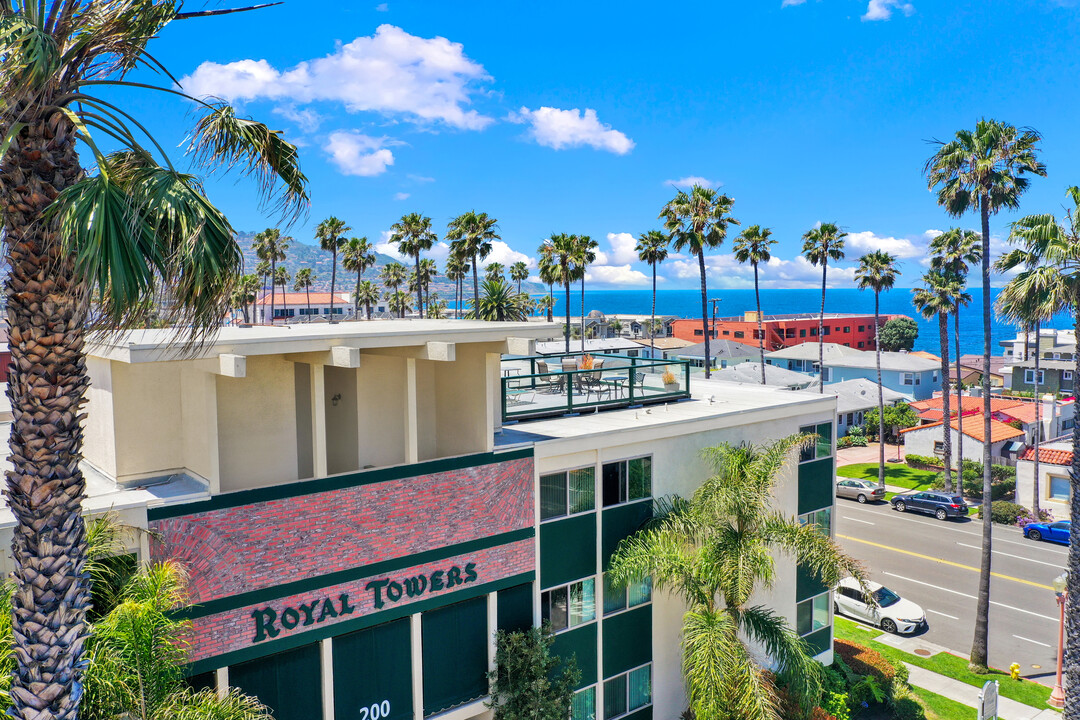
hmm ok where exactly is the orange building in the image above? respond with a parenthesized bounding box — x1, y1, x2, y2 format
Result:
(670, 311, 907, 352)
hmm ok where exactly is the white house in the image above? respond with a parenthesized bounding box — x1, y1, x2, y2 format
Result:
(1016, 443, 1073, 518)
(900, 417, 1026, 468)
(254, 291, 377, 323)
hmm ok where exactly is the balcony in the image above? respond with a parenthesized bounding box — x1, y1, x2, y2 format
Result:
(500, 353, 691, 421)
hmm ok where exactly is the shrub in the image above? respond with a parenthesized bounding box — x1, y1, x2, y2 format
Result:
(838, 434, 868, 449)
(931, 474, 1015, 501)
(833, 639, 898, 684)
(888, 683, 927, 720)
(1017, 508, 1054, 528)
(905, 454, 943, 470)
(816, 691, 850, 720)
(977, 501, 1029, 525)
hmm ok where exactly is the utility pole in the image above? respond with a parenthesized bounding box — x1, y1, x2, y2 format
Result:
(709, 298, 722, 339)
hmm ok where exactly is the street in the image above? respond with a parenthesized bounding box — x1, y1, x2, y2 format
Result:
(834, 497, 1066, 681)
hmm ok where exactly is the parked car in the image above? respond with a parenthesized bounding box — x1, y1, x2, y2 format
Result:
(1024, 520, 1071, 544)
(891, 491, 968, 521)
(834, 577, 927, 635)
(836, 478, 886, 504)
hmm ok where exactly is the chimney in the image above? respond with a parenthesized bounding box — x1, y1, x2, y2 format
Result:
(743, 311, 761, 323)
(1043, 393, 1056, 441)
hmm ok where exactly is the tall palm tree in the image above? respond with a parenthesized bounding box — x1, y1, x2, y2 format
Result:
(342, 236, 376, 317)
(636, 230, 670, 358)
(380, 262, 408, 318)
(510, 261, 529, 293)
(912, 270, 961, 492)
(230, 273, 261, 325)
(540, 234, 580, 353)
(254, 258, 271, 321)
(274, 266, 291, 322)
(537, 248, 559, 323)
(801, 224, 846, 393)
(417, 258, 438, 314)
(0, 3, 308, 717)
(386, 290, 413, 319)
(316, 216, 351, 318)
(447, 211, 499, 307)
(294, 267, 315, 320)
(930, 229, 982, 475)
(445, 252, 469, 319)
(660, 185, 739, 379)
(485, 262, 506, 283)
(609, 436, 865, 720)
(733, 226, 777, 383)
(472, 278, 527, 321)
(855, 251, 899, 489)
(390, 213, 436, 317)
(355, 280, 381, 320)
(253, 227, 289, 323)
(573, 236, 598, 343)
(535, 294, 555, 319)
(925, 118, 1045, 672)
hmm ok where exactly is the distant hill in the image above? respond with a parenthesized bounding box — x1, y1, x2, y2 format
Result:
(237, 231, 542, 298)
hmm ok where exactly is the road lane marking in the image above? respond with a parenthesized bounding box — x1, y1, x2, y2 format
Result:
(842, 516, 876, 525)
(956, 542, 1064, 569)
(838, 534, 1054, 590)
(1013, 635, 1052, 648)
(882, 572, 1058, 622)
(926, 609, 958, 620)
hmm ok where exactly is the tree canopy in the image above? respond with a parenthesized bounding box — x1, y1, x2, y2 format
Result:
(878, 317, 919, 352)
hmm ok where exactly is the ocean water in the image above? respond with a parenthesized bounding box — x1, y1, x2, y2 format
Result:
(527, 287, 1076, 359)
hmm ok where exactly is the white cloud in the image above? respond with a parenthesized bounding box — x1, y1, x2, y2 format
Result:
(665, 252, 858, 290)
(664, 175, 721, 189)
(394, 192, 410, 201)
(605, 232, 640, 265)
(375, 2, 388, 10)
(375, 233, 405, 261)
(273, 105, 322, 132)
(407, 174, 436, 183)
(585, 265, 650, 286)
(863, 0, 915, 21)
(324, 131, 395, 176)
(844, 230, 925, 260)
(781, 0, 806, 5)
(179, 25, 493, 130)
(483, 241, 536, 269)
(511, 107, 634, 154)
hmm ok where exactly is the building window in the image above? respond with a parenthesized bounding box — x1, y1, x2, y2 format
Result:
(540, 468, 595, 520)
(603, 573, 652, 615)
(603, 665, 652, 720)
(1066, 371, 1074, 381)
(821, 367, 832, 382)
(800, 329, 807, 338)
(1025, 369, 1046, 385)
(541, 578, 596, 632)
(722, 330, 730, 336)
(798, 423, 833, 463)
(858, 342, 865, 349)
(1051, 476, 1071, 501)
(845, 412, 854, 425)
(901, 372, 915, 386)
(843, 326, 851, 333)
(796, 593, 830, 637)
(572, 687, 596, 720)
(858, 325, 865, 332)
(933, 440, 944, 454)
(693, 329, 703, 336)
(823, 327, 831, 336)
(602, 457, 652, 507)
(734, 331, 745, 339)
(799, 508, 832, 535)
(785, 329, 796, 338)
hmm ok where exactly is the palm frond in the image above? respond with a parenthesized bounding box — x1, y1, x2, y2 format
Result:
(155, 687, 273, 720)
(736, 605, 823, 713)
(761, 512, 867, 590)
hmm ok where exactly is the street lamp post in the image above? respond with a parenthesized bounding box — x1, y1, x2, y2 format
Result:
(1050, 571, 1068, 709)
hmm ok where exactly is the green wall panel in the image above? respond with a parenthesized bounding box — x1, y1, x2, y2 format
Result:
(798, 458, 833, 515)
(804, 626, 832, 656)
(333, 618, 413, 720)
(622, 707, 653, 720)
(551, 624, 598, 689)
(497, 583, 533, 633)
(601, 502, 652, 569)
(796, 563, 828, 602)
(602, 606, 652, 678)
(229, 642, 322, 720)
(422, 596, 488, 715)
(185, 672, 215, 693)
(540, 514, 596, 588)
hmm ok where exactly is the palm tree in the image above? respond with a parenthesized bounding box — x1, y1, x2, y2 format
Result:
(540, 234, 580, 353)
(381, 262, 409, 318)
(925, 119, 1045, 672)
(510, 261, 529, 293)
(417, 258, 438, 314)
(733, 226, 777, 384)
(855, 251, 899, 489)
(472, 278, 527, 321)
(802, 223, 846, 393)
(316, 216, 351, 319)
(253, 227, 289, 323)
(912, 270, 960, 492)
(390, 213, 436, 317)
(535, 294, 554, 319)
(355, 280, 381, 320)
(609, 436, 865, 720)
(608, 317, 623, 338)
(537, 248, 559, 323)
(660, 185, 739, 379)
(342, 237, 376, 317)
(254, 258, 271, 321)
(427, 294, 448, 319)
(573, 236, 598, 343)
(445, 252, 469, 319)
(274, 266, 291, 322)
(230, 274, 261, 325)
(447, 211, 499, 307)
(0, 5, 308, 715)
(294, 267, 315, 320)
(485, 262, 506, 283)
(930, 229, 982, 476)
(386, 289, 413, 318)
(636, 230, 670, 358)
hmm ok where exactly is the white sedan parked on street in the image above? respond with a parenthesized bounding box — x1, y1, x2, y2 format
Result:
(834, 577, 927, 634)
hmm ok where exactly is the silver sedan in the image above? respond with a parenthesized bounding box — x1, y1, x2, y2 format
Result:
(836, 478, 886, 504)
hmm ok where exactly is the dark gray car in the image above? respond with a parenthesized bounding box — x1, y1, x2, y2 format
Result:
(891, 491, 968, 521)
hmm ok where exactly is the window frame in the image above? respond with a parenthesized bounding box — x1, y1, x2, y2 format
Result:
(540, 466, 597, 522)
(901, 372, 914, 386)
(798, 422, 834, 463)
(540, 577, 596, 634)
(602, 572, 652, 617)
(796, 591, 831, 638)
(602, 663, 652, 720)
(1050, 475, 1071, 501)
(1064, 370, 1074, 381)
(601, 455, 653, 508)
(1025, 369, 1046, 385)
(799, 507, 832, 536)
(572, 685, 597, 720)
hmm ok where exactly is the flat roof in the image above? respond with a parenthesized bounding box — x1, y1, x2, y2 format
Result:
(88, 320, 557, 363)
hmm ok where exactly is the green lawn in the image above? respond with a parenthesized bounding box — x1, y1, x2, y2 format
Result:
(834, 617, 1057, 711)
(910, 686, 977, 720)
(836, 462, 938, 491)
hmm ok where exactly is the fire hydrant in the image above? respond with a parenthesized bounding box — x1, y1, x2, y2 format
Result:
(1010, 663, 1022, 681)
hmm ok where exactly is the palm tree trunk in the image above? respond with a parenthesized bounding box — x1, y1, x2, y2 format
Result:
(329, 250, 338, 319)
(472, 254, 480, 309)
(2, 111, 92, 720)
(1034, 319, 1042, 518)
(876, 291, 885, 489)
(547, 283, 554, 322)
(939, 312, 953, 492)
(754, 263, 765, 384)
(306, 287, 311, 321)
(354, 271, 362, 316)
(564, 277, 572, 354)
(414, 254, 423, 319)
(970, 202, 993, 671)
(270, 257, 277, 323)
(698, 250, 711, 379)
(1064, 310, 1080, 718)
(650, 264, 657, 358)
(955, 309, 964, 479)
(281, 284, 288, 321)
(818, 260, 826, 393)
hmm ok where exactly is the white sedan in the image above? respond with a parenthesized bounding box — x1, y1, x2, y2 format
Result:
(834, 577, 927, 634)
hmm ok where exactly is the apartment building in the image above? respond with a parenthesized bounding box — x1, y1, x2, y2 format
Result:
(671, 311, 904, 351)
(35, 320, 838, 720)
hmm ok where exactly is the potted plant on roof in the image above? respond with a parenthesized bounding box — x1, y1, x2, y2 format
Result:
(580, 353, 594, 370)
(663, 367, 679, 392)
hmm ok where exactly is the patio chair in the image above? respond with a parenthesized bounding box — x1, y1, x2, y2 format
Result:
(580, 371, 612, 402)
(536, 360, 563, 394)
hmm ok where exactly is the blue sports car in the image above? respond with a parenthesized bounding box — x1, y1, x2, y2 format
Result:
(1023, 520, 1071, 544)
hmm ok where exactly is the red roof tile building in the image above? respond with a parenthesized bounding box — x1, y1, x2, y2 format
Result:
(670, 311, 906, 351)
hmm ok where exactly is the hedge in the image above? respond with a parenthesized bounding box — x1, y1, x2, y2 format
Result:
(833, 638, 904, 684)
(977, 500, 1029, 525)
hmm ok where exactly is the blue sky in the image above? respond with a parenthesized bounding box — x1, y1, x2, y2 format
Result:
(133, 0, 1080, 289)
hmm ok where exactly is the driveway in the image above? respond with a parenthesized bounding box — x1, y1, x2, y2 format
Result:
(837, 441, 905, 467)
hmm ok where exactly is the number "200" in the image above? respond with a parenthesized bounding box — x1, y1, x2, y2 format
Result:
(359, 700, 391, 720)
